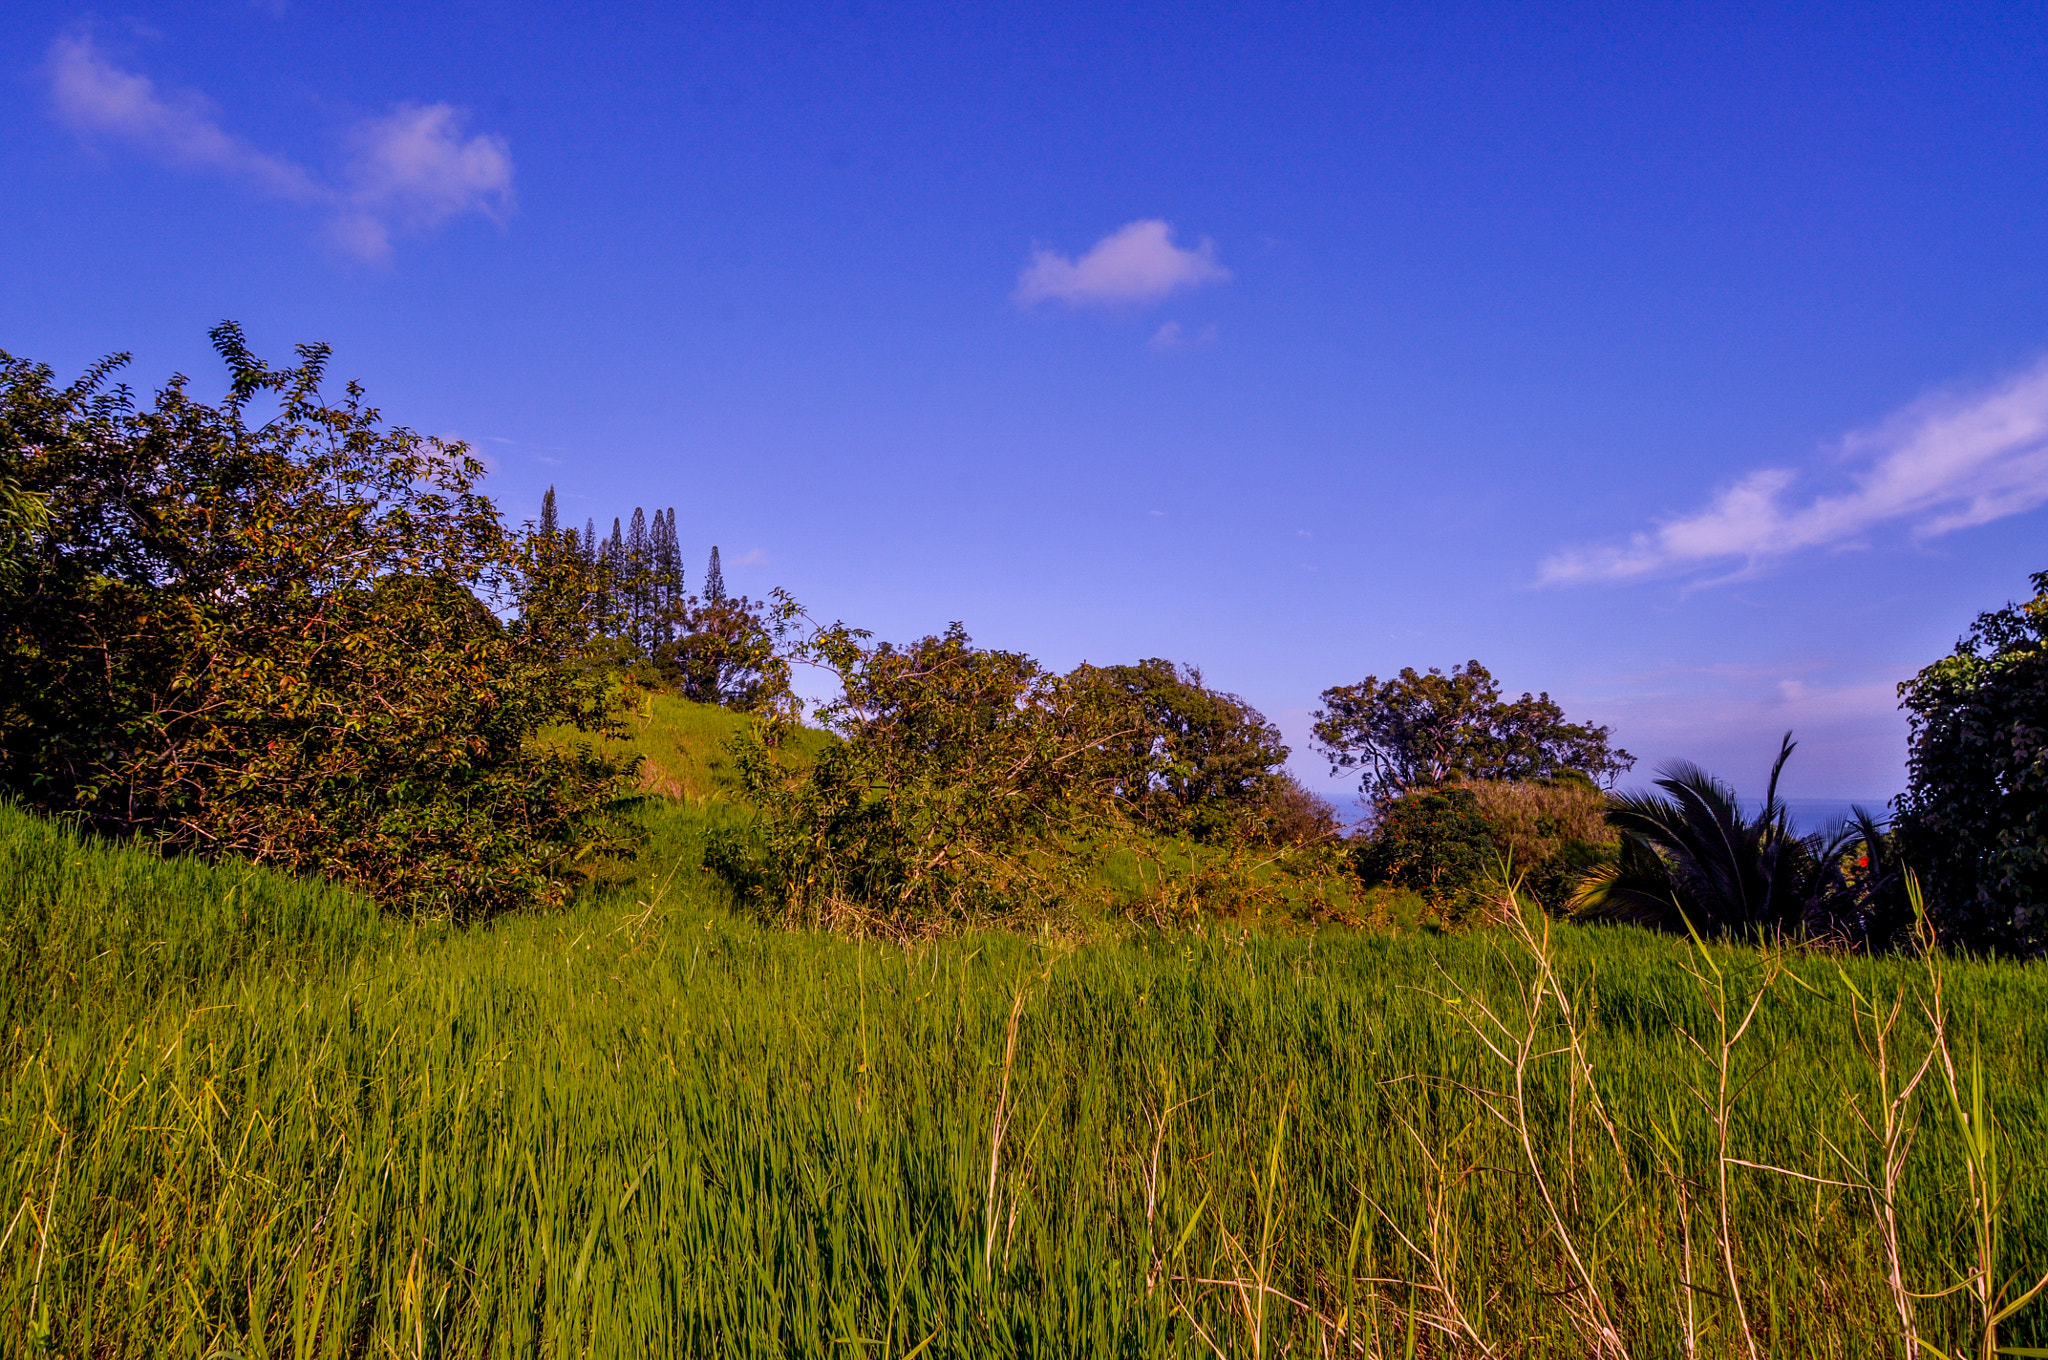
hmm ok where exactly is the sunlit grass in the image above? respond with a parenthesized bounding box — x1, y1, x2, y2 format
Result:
(2, 796, 2044, 1356)
(600, 692, 831, 802)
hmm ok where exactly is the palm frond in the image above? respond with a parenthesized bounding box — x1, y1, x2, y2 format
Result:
(1578, 730, 1897, 941)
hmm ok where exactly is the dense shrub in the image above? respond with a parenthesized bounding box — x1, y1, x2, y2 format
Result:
(1353, 777, 1616, 916)
(1068, 658, 1305, 842)
(709, 624, 1128, 931)
(1353, 787, 1496, 910)
(1463, 773, 1617, 910)
(0, 327, 633, 920)
(1259, 773, 1342, 845)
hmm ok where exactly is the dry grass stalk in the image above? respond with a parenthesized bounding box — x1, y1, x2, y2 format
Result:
(1432, 873, 1630, 1358)
(983, 982, 1030, 1270)
(1672, 928, 1779, 1360)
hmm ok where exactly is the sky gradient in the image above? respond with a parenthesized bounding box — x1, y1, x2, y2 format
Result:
(7, 1, 2048, 810)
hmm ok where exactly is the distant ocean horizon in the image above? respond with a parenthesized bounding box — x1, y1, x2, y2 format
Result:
(1761, 797, 1900, 833)
(1327, 791, 1902, 834)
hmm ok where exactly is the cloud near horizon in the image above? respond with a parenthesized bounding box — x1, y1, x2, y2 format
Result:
(1541, 358, 2048, 584)
(47, 32, 513, 261)
(1014, 220, 1230, 308)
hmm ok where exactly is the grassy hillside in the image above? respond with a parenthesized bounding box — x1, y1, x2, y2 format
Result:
(2, 708, 2045, 1357)
(603, 692, 831, 802)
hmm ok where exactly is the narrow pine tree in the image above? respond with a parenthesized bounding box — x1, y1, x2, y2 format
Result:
(705, 545, 725, 605)
(606, 518, 625, 642)
(579, 516, 600, 630)
(626, 509, 648, 653)
(648, 508, 669, 649)
(539, 485, 559, 537)
(654, 508, 683, 648)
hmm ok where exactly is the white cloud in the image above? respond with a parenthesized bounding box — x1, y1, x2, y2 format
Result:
(1542, 359, 2048, 585)
(46, 31, 513, 262)
(1014, 220, 1229, 309)
(47, 32, 320, 202)
(331, 104, 514, 261)
(732, 548, 770, 568)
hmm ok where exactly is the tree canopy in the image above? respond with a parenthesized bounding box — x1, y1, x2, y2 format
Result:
(712, 623, 1133, 930)
(1069, 658, 1300, 841)
(1894, 568, 2048, 956)
(1312, 659, 1634, 802)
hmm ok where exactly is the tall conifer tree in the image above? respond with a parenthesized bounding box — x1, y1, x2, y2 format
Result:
(606, 518, 625, 641)
(647, 507, 675, 649)
(539, 485, 559, 537)
(660, 509, 683, 646)
(627, 508, 651, 652)
(705, 545, 725, 605)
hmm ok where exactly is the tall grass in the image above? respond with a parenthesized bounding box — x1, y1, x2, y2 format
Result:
(0, 802, 393, 1031)
(1, 799, 2044, 1356)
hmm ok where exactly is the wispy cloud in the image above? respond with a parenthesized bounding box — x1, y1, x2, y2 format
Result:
(48, 31, 320, 201)
(1542, 359, 2048, 585)
(46, 31, 512, 261)
(1014, 220, 1229, 309)
(330, 104, 513, 260)
(1148, 320, 1219, 351)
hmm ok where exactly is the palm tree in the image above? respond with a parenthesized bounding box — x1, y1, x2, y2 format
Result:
(1573, 733, 1899, 941)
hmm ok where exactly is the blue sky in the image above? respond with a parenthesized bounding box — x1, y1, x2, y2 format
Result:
(6, 2, 2048, 808)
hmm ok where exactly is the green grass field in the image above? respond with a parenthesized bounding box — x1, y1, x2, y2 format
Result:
(3, 700, 2045, 1357)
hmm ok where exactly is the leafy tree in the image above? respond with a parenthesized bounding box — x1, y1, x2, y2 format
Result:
(1069, 658, 1297, 841)
(0, 468, 48, 590)
(1572, 735, 1899, 942)
(710, 623, 1132, 931)
(1313, 659, 1633, 803)
(0, 327, 633, 920)
(660, 589, 800, 718)
(1894, 569, 2048, 955)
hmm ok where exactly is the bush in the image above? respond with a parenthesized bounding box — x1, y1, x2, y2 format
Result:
(1259, 773, 1342, 845)
(0, 327, 633, 920)
(1067, 658, 1297, 842)
(1353, 787, 1496, 911)
(1462, 774, 1617, 911)
(709, 624, 1126, 932)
